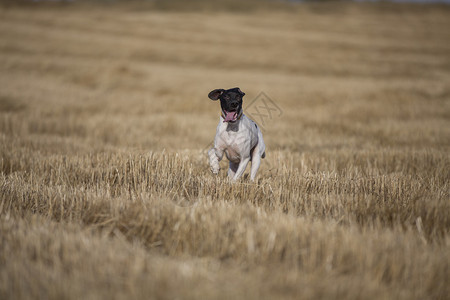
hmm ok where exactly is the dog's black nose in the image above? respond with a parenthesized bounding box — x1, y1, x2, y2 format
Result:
(230, 102, 238, 109)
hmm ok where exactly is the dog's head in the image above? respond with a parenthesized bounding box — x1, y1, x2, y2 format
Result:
(208, 87, 245, 123)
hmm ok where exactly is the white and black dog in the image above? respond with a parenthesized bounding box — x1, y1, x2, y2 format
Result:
(208, 87, 266, 181)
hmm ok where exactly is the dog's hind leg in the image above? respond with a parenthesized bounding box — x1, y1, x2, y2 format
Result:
(232, 157, 250, 181)
(228, 162, 239, 178)
(250, 143, 263, 181)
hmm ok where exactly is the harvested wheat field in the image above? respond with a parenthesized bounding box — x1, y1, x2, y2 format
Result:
(0, 1, 449, 299)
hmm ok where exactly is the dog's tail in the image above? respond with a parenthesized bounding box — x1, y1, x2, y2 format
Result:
(262, 151, 266, 159)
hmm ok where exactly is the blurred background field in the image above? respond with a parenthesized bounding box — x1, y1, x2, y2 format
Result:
(0, 1, 449, 299)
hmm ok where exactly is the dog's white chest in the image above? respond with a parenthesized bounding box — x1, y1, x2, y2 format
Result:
(216, 130, 243, 163)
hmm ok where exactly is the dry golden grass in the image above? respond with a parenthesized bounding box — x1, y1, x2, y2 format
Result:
(0, 1, 449, 299)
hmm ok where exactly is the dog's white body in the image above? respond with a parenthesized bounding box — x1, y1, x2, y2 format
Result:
(208, 114, 265, 181)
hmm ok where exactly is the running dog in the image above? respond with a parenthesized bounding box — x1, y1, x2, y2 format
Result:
(208, 87, 266, 181)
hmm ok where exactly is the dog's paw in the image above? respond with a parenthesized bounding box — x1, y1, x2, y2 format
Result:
(210, 165, 220, 174)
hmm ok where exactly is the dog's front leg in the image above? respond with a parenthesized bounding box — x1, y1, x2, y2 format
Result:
(232, 156, 250, 181)
(208, 148, 223, 174)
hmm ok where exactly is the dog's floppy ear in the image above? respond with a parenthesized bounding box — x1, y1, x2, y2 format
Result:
(208, 89, 225, 101)
(236, 87, 245, 97)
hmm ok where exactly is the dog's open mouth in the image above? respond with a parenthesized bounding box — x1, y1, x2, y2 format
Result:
(223, 110, 238, 123)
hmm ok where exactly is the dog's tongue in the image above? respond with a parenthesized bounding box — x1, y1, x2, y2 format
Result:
(223, 111, 236, 122)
